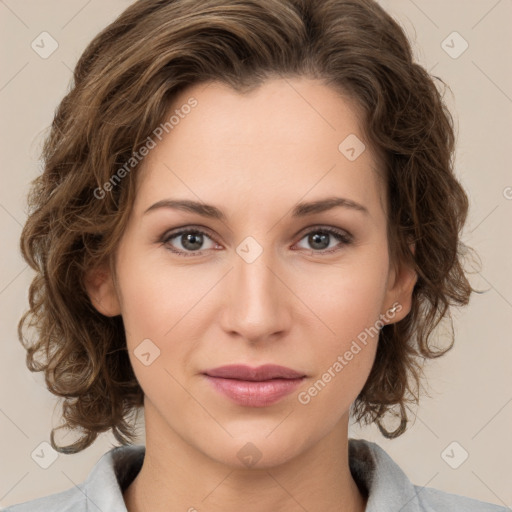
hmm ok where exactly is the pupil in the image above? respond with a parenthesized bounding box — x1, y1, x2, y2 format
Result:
(310, 232, 329, 250)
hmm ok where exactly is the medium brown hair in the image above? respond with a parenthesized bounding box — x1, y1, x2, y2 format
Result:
(19, 0, 476, 453)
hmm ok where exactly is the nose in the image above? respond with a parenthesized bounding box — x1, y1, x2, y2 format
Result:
(219, 246, 292, 343)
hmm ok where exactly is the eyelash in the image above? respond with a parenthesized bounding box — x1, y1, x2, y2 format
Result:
(159, 225, 353, 257)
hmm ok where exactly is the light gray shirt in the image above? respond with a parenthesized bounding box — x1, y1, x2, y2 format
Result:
(3, 439, 508, 511)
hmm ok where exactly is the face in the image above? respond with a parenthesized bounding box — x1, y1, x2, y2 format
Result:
(88, 77, 416, 469)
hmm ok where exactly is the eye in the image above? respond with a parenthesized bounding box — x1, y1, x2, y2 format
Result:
(161, 228, 219, 256)
(294, 227, 353, 255)
(160, 225, 353, 257)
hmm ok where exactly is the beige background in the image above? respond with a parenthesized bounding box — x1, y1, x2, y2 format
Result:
(1, 0, 511, 509)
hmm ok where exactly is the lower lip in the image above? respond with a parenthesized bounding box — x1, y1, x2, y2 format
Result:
(203, 375, 305, 407)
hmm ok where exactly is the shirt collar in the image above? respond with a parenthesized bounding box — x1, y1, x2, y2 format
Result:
(349, 439, 422, 511)
(82, 444, 144, 511)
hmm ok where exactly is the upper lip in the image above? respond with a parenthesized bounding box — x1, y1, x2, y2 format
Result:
(203, 364, 306, 381)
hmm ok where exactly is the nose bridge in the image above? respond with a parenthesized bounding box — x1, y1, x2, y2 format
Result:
(221, 242, 290, 340)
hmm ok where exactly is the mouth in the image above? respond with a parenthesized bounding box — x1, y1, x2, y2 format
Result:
(202, 364, 306, 407)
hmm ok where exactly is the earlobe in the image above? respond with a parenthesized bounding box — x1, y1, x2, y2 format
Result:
(382, 243, 418, 323)
(84, 264, 121, 317)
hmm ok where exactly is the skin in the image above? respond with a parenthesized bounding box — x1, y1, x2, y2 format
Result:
(86, 77, 417, 512)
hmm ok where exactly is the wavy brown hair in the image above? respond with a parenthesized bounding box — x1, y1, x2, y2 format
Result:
(19, 0, 477, 453)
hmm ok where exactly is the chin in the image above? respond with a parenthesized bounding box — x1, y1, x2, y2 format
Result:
(195, 426, 315, 471)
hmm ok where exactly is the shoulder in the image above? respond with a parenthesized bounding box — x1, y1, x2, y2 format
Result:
(2, 444, 145, 512)
(348, 438, 508, 512)
(2, 486, 85, 512)
(415, 486, 508, 511)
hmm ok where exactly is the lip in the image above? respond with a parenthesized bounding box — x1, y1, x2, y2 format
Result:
(203, 364, 306, 381)
(202, 364, 306, 407)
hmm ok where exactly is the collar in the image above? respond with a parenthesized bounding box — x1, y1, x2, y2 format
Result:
(349, 438, 423, 511)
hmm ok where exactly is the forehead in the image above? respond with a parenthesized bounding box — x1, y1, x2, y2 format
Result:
(135, 78, 386, 220)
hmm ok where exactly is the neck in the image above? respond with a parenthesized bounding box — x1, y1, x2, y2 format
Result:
(124, 403, 367, 512)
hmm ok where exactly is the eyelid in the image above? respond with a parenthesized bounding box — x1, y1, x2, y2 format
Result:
(292, 225, 353, 254)
(160, 225, 221, 252)
(294, 224, 353, 241)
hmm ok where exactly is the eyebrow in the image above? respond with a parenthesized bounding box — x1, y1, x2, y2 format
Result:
(143, 196, 369, 220)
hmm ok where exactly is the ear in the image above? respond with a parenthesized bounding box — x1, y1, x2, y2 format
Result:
(381, 242, 418, 324)
(84, 262, 121, 317)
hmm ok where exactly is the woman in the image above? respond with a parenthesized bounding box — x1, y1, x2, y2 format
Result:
(7, 0, 507, 510)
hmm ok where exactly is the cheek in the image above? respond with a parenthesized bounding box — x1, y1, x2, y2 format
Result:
(296, 275, 384, 421)
(116, 249, 219, 394)
(295, 251, 388, 402)
(117, 251, 211, 341)
(302, 249, 390, 345)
